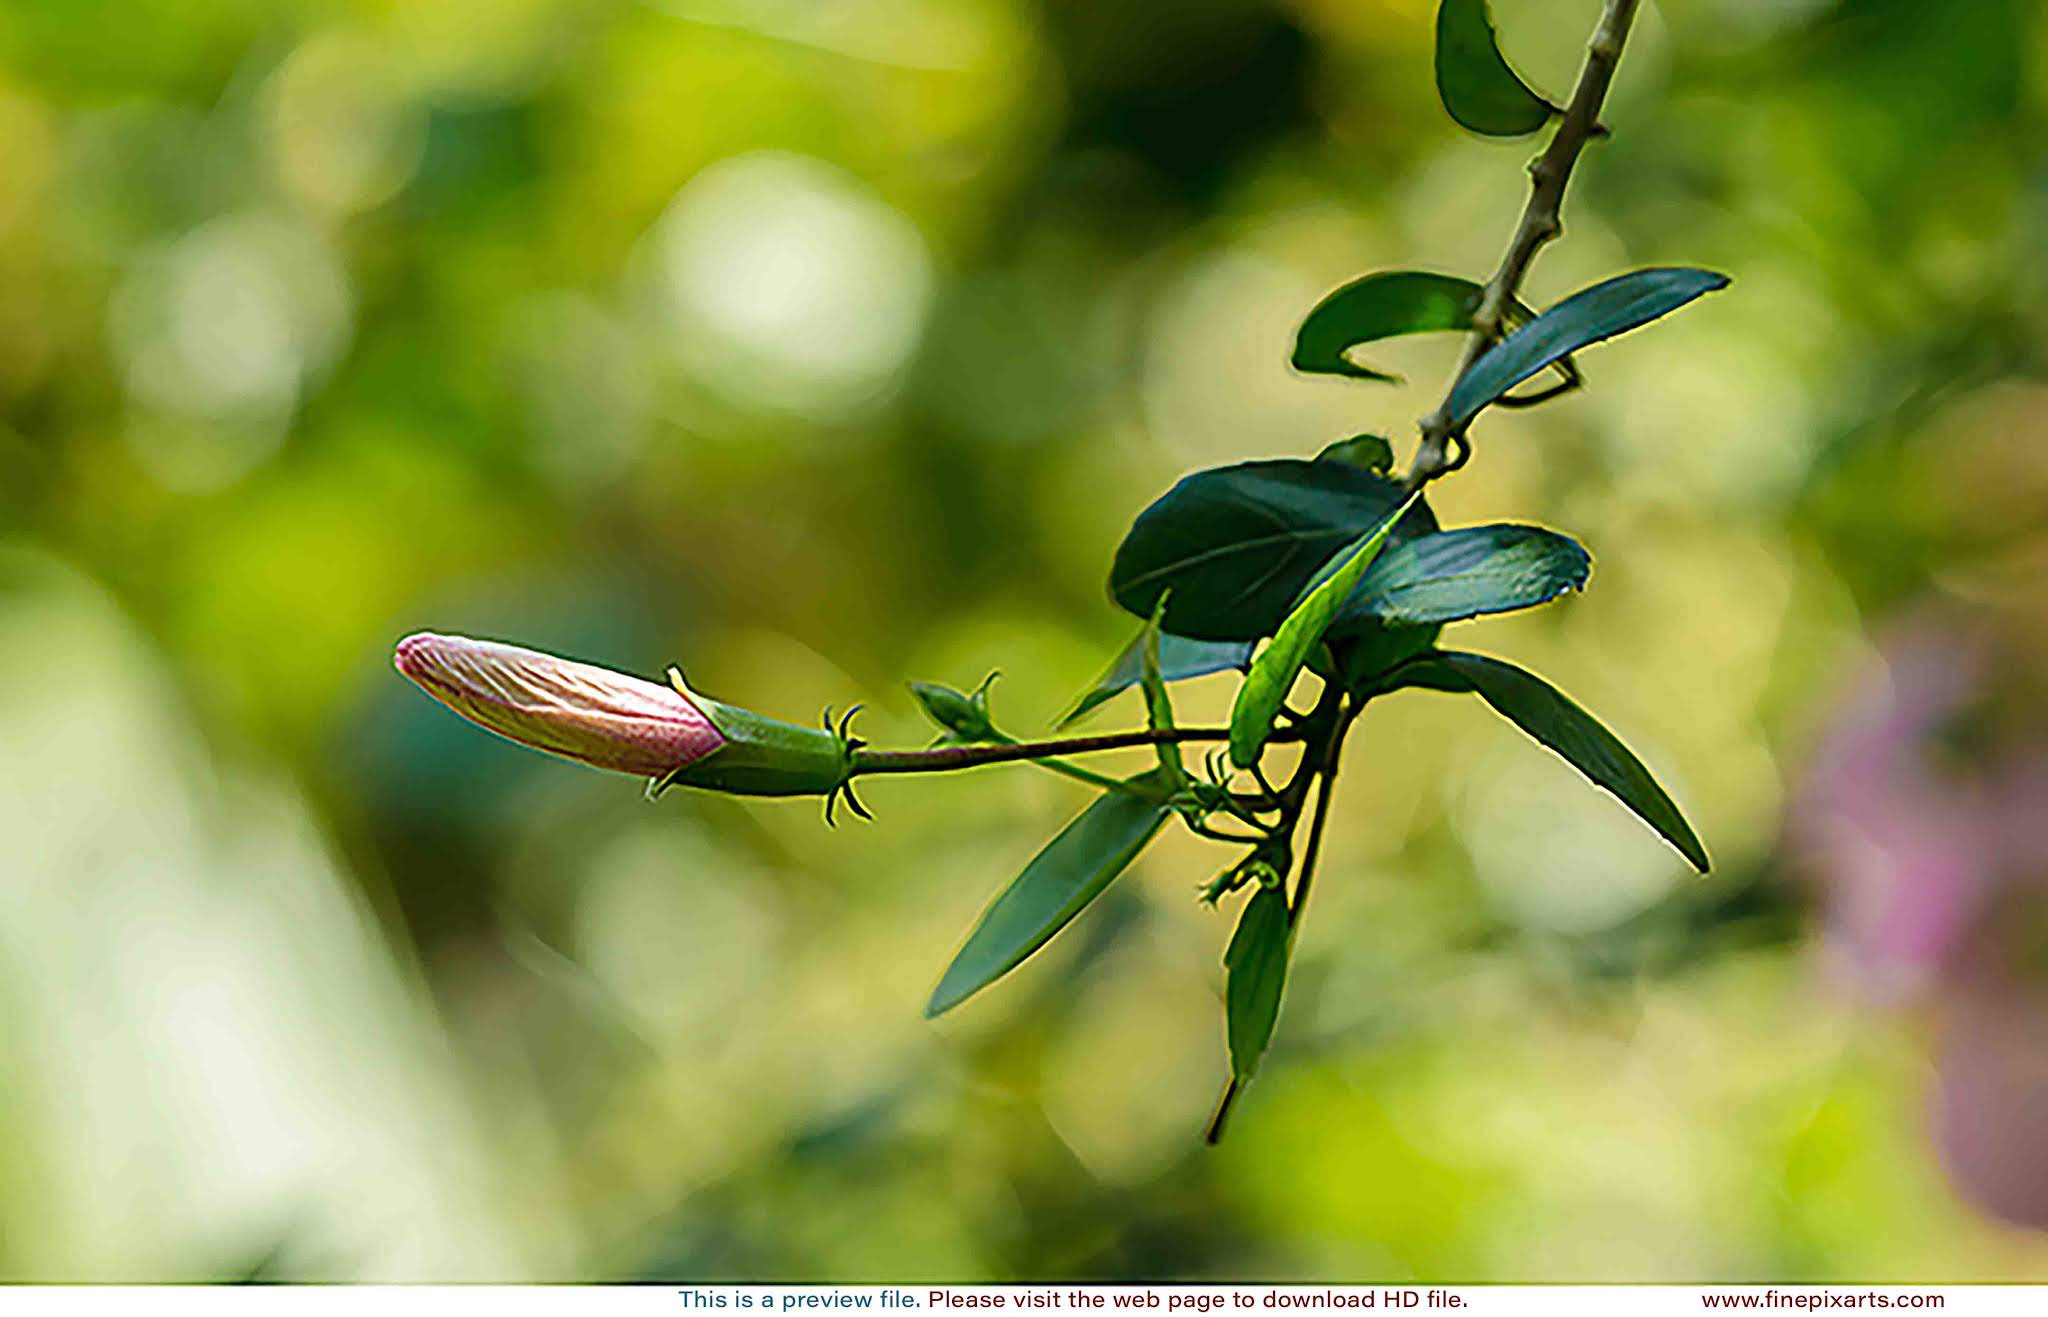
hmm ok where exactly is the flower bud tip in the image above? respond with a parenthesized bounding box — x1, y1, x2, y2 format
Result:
(392, 631, 725, 778)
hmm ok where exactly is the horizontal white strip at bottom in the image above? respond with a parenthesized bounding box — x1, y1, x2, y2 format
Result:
(0, 1285, 2020, 1316)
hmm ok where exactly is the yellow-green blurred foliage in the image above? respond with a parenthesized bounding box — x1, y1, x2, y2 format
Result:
(2, 0, 2047, 1282)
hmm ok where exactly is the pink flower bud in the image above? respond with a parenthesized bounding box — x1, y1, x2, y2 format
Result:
(393, 632, 725, 777)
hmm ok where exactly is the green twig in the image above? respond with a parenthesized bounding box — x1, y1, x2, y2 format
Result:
(1288, 700, 1356, 930)
(1406, 0, 1645, 491)
(851, 726, 1303, 777)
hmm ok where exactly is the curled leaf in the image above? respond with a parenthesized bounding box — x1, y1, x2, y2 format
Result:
(1294, 272, 1489, 383)
(1293, 272, 1574, 393)
(1435, 0, 1558, 137)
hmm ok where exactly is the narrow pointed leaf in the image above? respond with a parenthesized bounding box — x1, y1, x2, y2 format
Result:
(1435, 0, 1557, 137)
(1332, 524, 1590, 634)
(1139, 604, 1185, 783)
(926, 776, 1172, 1017)
(1110, 459, 1437, 643)
(1058, 632, 1254, 729)
(1450, 268, 1731, 430)
(1230, 492, 1421, 767)
(1224, 883, 1291, 1081)
(1372, 651, 1709, 872)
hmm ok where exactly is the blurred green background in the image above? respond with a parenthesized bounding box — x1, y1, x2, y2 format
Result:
(3, 0, 2048, 1282)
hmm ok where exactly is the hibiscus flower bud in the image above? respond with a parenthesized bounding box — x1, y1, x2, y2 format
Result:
(393, 633, 854, 799)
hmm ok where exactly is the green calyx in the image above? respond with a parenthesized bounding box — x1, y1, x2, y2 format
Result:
(650, 669, 858, 808)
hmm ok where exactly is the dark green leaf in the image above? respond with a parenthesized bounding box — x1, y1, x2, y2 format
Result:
(1333, 524, 1590, 634)
(1058, 631, 1254, 729)
(1224, 883, 1291, 1081)
(1110, 459, 1437, 642)
(1316, 433, 1396, 473)
(926, 776, 1173, 1017)
(1435, 0, 1557, 137)
(1329, 622, 1442, 691)
(1231, 492, 1419, 767)
(1450, 268, 1731, 430)
(1371, 651, 1709, 872)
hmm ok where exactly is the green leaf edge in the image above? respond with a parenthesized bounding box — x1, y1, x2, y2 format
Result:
(1224, 883, 1291, 1081)
(1107, 459, 1438, 643)
(925, 776, 1173, 1018)
(1370, 650, 1710, 872)
(1139, 600, 1186, 784)
(1333, 523, 1591, 633)
(1057, 632, 1254, 729)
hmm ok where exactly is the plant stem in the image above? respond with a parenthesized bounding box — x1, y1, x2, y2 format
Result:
(850, 726, 1301, 777)
(1286, 700, 1354, 930)
(1188, 820, 1269, 846)
(1204, 1078, 1242, 1146)
(1034, 758, 1136, 794)
(975, 728, 1142, 794)
(1406, 0, 1644, 491)
(1204, 686, 1351, 1146)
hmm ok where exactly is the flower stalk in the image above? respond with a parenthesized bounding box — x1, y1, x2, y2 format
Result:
(848, 726, 1303, 778)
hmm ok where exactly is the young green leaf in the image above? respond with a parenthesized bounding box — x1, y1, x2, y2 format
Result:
(926, 775, 1173, 1017)
(1316, 434, 1397, 473)
(1435, 0, 1558, 137)
(1058, 632, 1254, 729)
(1224, 882, 1291, 1081)
(1139, 602, 1185, 785)
(1110, 459, 1437, 642)
(1449, 268, 1731, 430)
(1332, 524, 1590, 633)
(1229, 491, 1422, 767)
(1370, 651, 1709, 872)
